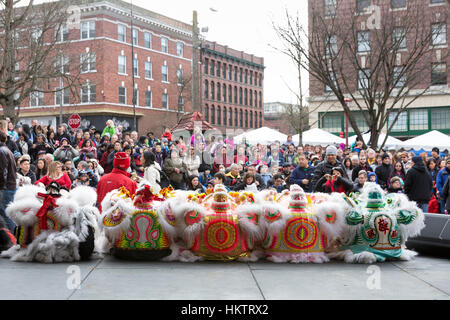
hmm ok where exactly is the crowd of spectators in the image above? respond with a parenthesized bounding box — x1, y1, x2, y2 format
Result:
(1, 116, 450, 234)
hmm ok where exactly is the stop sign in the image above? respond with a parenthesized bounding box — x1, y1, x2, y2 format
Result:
(68, 114, 81, 130)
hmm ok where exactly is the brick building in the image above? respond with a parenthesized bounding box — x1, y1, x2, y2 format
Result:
(264, 102, 301, 135)
(14, 0, 194, 135)
(200, 40, 265, 137)
(308, 0, 450, 139)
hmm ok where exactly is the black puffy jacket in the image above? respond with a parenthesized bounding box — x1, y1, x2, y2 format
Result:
(404, 161, 433, 203)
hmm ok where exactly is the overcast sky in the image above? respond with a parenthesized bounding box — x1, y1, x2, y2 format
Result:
(131, 0, 309, 105)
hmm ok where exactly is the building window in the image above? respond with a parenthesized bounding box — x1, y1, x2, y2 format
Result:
(234, 86, 238, 104)
(431, 23, 447, 46)
(145, 90, 152, 107)
(177, 67, 183, 84)
(81, 52, 96, 73)
(239, 87, 243, 105)
(211, 81, 215, 100)
(211, 106, 215, 125)
(322, 113, 342, 132)
(357, 31, 370, 52)
(431, 108, 450, 130)
(245, 70, 248, 84)
(245, 110, 248, 128)
(204, 59, 209, 75)
(205, 105, 209, 122)
(217, 62, 221, 77)
(325, 71, 337, 92)
(249, 89, 253, 106)
(244, 89, 248, 106)
(210, 60, 215, 76)
(356, 0, 370, 14)
(81, 21, 95, 39)
(217, 106, 221, 125)
(204, 80, 209, 99)
(133, 58, 138, 77)
(391, 0, 406, 9)
(144, 32, 151, 48)
(259, 112, 262, 127)
(349, 112, 369, 133)
(222, 64, 226, 78)
(393, 27, 407, 49)
(431, 63, 447, 85)
(324, 0, 337, 17)
(228, 64, 232, 80)
(177, 42, 183, 57)
(55, 55, 70, 74)
(255, 113, 258, 128)
(133, 88, 139, 106)
(223, 107, 227, 126)
(118, 25, 126, 42)
(234, 67, 238, 81)
(30, 91, 44, 107)
(250, 111, 253, 128)
(56, 24, 69, 42)
(430, 0, 445, 3)
(324, 35, 338, 56)
(410, 109, 428, 131)
(223, 84, 227, 102)
(393, 66, 406, 88)
(145, 61, 152, 79)
(161, 37, 168, 53)
(118, 86, 126, 104)
(259, 74, 262, 87)
(162, 93, 168, 109)
(178, 95, 184, 111)
(132, 29, 138, 46)
(239, 68, 243, 82)
(118, 55, 126, 74)
(55, 88, 69, 105)
(235, 108, 238, 127)
(254, 91, 258, 107)
(249, 71, 253, 85)
(358, 69, 370, 90)
(239, 109, 243, 127)
(162, 65, 168, 82)
(388, 111, 407, 132)
(259, 92, 262, 108)
(228, 85, 232, 102)
(217, 82, 221, 101)
(229, 109, 232, 126)
(81, 84, 96, 103)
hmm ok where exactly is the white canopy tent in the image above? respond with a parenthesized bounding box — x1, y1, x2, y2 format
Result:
(400, 130, 450, 151)
(347, 132, 404, 150)
(292, 128, 345, 146)
(233, 127, 288, 145)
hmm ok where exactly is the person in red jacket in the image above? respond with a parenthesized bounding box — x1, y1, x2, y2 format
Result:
(96, 151, 137, 212)
(35, 161, 72, 190)
(161, 128, 172, 142)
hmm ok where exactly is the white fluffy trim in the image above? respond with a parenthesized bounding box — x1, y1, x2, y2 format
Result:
(5, 198, 41, 227)
(98, 201, 132, 242)
(266, 252, 329, 263)
(237, 249, 264, 262)
(237, 204, 264, 243)
(327, 249, 377, 264)
(314, 201, 347, 241)
(53, 197, 79, 227)
(260, 203, 290, 237)
(399, 248, 418, 261)
(13, 185, 45, 201)
(69, 186, 98, 207)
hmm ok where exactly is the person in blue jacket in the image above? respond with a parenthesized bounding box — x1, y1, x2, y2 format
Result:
(436, 159, 450, 213)
(289, 153, 315, 192)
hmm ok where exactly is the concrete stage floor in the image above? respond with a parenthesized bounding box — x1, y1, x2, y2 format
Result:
(1, 253, 449, 300)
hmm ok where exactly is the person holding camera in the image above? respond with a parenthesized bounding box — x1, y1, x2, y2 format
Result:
(73, 168, 98, 188)
(53, 138, 79, 162)
(315, 167, 353, 194)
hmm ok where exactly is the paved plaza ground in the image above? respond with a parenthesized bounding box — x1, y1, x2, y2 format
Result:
(1, 253, 449, 300)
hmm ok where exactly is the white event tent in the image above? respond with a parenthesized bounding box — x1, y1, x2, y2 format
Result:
(348, 132, 404, 150)
(233, 127, 288, 145)
(400, 130, 450, 151)
(292, 128, 345, 146)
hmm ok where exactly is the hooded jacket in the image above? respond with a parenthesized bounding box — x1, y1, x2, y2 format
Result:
(375, 162, 393, 189)
(404, 161, 433, 204)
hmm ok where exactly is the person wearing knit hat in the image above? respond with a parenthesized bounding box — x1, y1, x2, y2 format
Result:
(311, 145, 348, 192)
(404, 152, 433, 212)
(96, 151, 137, 212)
(387, 176, 404, 193)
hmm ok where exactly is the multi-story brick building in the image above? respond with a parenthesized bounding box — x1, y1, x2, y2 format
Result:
(200, 40, 265, 136)
(15, 0, 193, 135)
(308, 0, 449, 140)
(264, 102, 300, 135)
